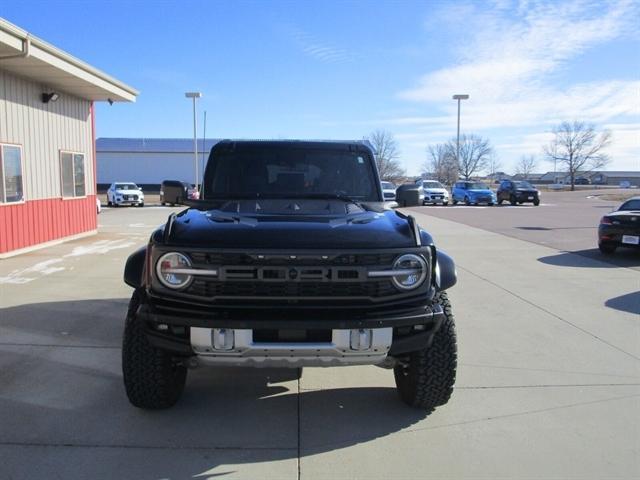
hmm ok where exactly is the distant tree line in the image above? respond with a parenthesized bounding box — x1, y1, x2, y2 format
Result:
(369, 119, 611, 191)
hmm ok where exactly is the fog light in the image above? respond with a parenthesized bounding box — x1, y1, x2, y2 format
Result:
(350, 329, 372, 351)
(212, 328, 234, 350)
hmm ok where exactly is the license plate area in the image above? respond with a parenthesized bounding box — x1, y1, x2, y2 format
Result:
(622, 235, 639, 245)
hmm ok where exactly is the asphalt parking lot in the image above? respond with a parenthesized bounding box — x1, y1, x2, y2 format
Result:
(1, 195, 639, 479)
(408, 188, 640, 270)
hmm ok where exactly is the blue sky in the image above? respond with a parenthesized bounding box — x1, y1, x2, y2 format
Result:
(1, 0, 638, 174)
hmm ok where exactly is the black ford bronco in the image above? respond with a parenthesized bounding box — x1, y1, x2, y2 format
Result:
(122, 140, 457, 411)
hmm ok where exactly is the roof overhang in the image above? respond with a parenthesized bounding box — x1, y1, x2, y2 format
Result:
(0, 18, 138, 102)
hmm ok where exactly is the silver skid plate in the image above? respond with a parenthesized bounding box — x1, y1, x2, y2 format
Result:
(190, 327, 393, 367)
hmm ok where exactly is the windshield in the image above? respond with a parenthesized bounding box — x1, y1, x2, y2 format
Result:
(381, 181, 395, 189)
(514, 181, 534, 189)
(424, 181, 444, 189)
(467, 182, 488, 190)
(619, 199, 640, 211)
(204, 148, 379, 201)
(115, 183, 138, 190)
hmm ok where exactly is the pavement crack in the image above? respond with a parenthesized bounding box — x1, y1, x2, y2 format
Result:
(458, 265, 640, 362)
(297, 367, 302, 480)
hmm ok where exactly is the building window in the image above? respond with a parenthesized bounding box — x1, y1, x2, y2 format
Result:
(60, 152, 85, 197)
(0, 144, 24, 203)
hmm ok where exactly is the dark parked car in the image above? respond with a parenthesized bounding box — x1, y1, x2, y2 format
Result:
(598, 197, 640, 254)
(575, 177, 591, 185)
(160, 180, 199, 205)
(497, 180, 540, 206)
(122, 140, 458, 412)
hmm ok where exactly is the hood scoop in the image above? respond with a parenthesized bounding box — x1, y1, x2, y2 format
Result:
(329, 211, 383, 228)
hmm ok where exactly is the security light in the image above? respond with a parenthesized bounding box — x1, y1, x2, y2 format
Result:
(41, 92, 59, 103)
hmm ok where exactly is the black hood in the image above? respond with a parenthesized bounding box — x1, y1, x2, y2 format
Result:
(156, 200, 417, 249)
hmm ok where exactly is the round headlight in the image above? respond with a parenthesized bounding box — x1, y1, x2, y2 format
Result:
(392, 254, 427, 290)
(156, 252, 192, 289)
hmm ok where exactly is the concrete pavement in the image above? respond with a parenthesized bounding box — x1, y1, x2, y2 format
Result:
(0, 205, 638, 479)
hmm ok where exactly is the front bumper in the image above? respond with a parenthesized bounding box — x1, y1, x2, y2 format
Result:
(424, 194, 448, 203)
(514, 192, 538, 202)
(137, 296, 445, 362)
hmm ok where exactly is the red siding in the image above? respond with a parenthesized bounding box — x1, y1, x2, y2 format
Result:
(0, 195, 97, 254)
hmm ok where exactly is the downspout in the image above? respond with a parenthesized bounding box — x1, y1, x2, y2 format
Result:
(0, 35, 31, 59)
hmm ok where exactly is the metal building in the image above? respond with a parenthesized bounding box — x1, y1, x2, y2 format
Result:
(0, 19, 138, 258)
(96, 138, 221, 189)
(96, 138, 376, 190)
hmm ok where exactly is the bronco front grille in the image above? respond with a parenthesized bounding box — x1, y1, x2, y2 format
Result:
(188, 279, 396, 298)
(154, 249, 430, 303)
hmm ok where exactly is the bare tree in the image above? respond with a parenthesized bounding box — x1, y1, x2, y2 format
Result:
(367, 130, 405, 181)
(424, 143, 458, 186)
(515, 155, 537, 179)
(543, 121, 611, 190)
(455, 134, 493, 180)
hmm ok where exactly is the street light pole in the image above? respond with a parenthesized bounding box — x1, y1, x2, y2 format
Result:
(452, 94, 469, 170)
(185, 92, 202, 189)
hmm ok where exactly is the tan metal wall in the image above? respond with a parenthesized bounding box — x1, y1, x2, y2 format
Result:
(0, 69, 95, 200)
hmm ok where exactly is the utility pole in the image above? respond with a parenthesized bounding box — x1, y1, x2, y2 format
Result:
(452, 94, 469, 168)
(185, 92, 202, 189)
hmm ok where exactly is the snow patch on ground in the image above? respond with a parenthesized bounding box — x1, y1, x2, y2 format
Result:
(64, 239, 136, 257)
(0, 259, 65, 284)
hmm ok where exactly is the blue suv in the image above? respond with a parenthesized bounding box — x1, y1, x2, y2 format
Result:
(451, 181, 496, 206)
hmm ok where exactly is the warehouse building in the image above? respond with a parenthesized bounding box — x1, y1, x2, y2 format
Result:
(97, 138, 377, 190)
(96, 138, 220, 190)
(0, 19, 137, 257)
(590, 171, 640, 187)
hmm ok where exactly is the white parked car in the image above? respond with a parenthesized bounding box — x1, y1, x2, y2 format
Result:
(381, 181, 397, 201)
(416, 179, 449, 205)
(107, 182, 144, 207)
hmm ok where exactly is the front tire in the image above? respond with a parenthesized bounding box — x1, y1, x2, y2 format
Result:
(464, 196, 471, 206)
(510, 195, 517, 206)
(122, 291, 187, 409)
(393, 291, 457, 412)
(443, 201, 449, 206)
(533, 199, 540, 206)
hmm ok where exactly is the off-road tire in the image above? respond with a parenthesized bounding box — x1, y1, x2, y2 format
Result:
(393, 291, 457, 412)
(598, 242, 617, 254)
(122, 291, 187, 409)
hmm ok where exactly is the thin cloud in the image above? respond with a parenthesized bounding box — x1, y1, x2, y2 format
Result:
(392, 0, 639, 171)
(284, 25, 355, 64)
